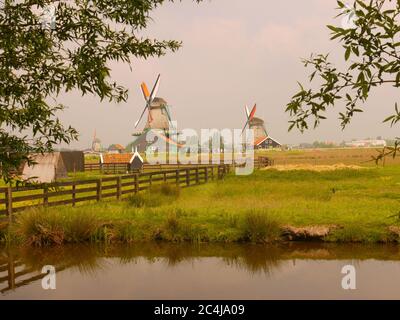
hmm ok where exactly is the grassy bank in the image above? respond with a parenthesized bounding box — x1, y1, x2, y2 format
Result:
(1, 164, 400, 245)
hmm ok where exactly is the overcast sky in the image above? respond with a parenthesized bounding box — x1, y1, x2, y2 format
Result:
(57, 0, 399, 150)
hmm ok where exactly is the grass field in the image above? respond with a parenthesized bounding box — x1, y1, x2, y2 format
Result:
(84, 147, 400, 167)
(259, 148, 400, 166)
(2, 162, 400, 245)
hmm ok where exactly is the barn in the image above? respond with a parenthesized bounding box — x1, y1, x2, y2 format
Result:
(22, 152, 68, 183)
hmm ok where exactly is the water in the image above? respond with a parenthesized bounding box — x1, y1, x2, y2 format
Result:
(1, 243, 400, 300)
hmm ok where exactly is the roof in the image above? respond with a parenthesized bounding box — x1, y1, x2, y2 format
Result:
(255, 136, 268, 146)
(255, 136, 282, 147)
(108, 144, 125, 151)
(101, 153, 134, 164)
(151, 97, 168, 107)
(250, 117, 265, 126)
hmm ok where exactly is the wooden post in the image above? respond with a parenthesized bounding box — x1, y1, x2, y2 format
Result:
(176, 170, 180, 186)
(5, 187, 12, 223)
(186, 169, 190, 186)
(43, 185, 49, 207)
(134, 174, 139, 194)
(164, 172, 167, 183)
(205, 167, 208, 182)
(149, 173, 153, 187)
(72, 182, 76, 207)
(116, 176, 121, 200)
(96, 179, 102, 202)
(195, 168, 199, 185)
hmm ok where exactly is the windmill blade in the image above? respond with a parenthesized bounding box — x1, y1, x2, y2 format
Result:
(149, 74, 161, 102)
(135, 74, 161, 128)
(141, 82, 150, 102)
(165, 105, 173, 122)
(242, 104, 257, 133)
(135, 105, 149, 128)
(245, 105, 250, 118)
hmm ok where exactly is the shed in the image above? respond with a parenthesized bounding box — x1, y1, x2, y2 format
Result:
(22, 153, 68, 183)
(130, 150, 144, 171)
(60, 151, 84, 172)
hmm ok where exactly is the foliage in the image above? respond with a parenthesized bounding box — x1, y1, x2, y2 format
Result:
(0, 0, 202, 183)
(286, 0, 400, 158)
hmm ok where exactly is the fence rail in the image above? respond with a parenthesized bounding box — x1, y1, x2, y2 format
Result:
(0, 164, 232, 219)
(84, 157, 273, 173)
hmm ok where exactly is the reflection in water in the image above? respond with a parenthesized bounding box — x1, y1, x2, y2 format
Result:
(1, 243, 400, 299)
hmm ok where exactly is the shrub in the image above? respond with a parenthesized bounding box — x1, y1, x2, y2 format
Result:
(12, 208, 101, 246)
(241, 210, 281, 243)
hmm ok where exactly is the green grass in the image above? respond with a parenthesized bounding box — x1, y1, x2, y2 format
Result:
(2, 165, 400, 246)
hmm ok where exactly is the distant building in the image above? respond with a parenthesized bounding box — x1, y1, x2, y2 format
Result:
(91, 130, 102, 153)
(255, 136, 282, 149)
(108, 144, 126, 154)
(345, 140, 387, 148)
(100, 153, 144, 172)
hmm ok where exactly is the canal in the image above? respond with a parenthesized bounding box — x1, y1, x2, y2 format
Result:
(1, 243, 400, 299)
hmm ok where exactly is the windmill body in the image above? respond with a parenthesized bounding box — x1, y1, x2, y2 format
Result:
(144, 97, 172, 132)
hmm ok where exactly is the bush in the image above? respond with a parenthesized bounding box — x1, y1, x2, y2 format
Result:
(12, 208, 100, 246)
(241, 210, 281, 243)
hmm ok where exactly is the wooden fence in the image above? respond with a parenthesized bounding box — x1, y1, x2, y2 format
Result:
(84, 156, 273, 174)
(0, 164, 232, 220)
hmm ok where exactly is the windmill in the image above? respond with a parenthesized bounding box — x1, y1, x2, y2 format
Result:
(91, 129, 102, 153)
(134, 74, 175, 132)
(131, 74, 181, 153)
(242, 104, 281, 149)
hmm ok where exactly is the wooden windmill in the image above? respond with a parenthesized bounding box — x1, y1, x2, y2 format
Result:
(132, 74, 181, 153)
(134, 74, 175, 133)
(242, 104, 281, 149)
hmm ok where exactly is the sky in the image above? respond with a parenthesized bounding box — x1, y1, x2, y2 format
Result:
(57, 0, 400, 150)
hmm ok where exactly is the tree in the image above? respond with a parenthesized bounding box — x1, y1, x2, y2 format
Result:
(0, 0, 201, 183)
(286, 0, 399, 162)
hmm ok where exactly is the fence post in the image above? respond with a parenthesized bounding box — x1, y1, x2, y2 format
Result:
(116, 176, 121, 200)
(205, 167, 208, 182)
(211, 166, 215, 180)
(176, 170, 180, 186)
(43, 185, 49, 207)
(5, 187, 12, 223)
(134, 174, 139, 194)
(96, 179, 102, 202)
(72, 182, 76, 207)
(186, 169, 190, 187)
(195, 168, 199, 185)
(149, 173, 153, 187)
(164, 172, 167, 183)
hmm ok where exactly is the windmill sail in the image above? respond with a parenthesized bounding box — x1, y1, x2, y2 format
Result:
(242, 104, 257, 133)
(135, 74, 161, 128)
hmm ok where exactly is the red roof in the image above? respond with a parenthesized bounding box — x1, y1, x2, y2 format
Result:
(254, 136, 268, 146)
(102, 153, 133, 164)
